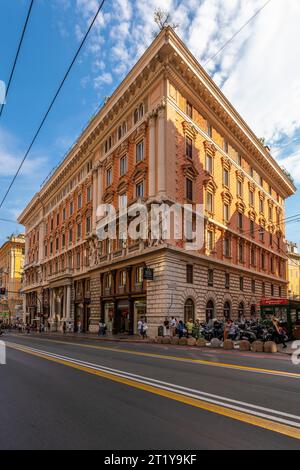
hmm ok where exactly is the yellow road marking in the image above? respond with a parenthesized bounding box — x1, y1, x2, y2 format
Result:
(9, 334, 300, 379)
(7, 342, 300, 441)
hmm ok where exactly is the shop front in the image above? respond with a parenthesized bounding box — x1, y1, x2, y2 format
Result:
(260, 298, 292, 338)
(102, 297, 146, 335)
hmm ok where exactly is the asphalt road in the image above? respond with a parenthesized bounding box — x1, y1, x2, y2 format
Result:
(1, 333, 300, 450)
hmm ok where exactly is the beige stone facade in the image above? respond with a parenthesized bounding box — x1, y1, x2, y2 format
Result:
(18, 28, 296, 336)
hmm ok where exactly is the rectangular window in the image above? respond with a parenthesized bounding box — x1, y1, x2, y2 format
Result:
(238, 242, 244, 263)
(224, 237, 230, 257)
(186, 264, 193, 284)
(186, 101, 193, 118)
(271, 284, 274, 297)
(63, 207, 66, 221)
(106, 168, 112, 187)
(269, 206, 273, 221)
(206, 192, 213, 213)
(136, 141, 144, 162)
(207, 230, 214, 251)
(207, 123, 212, 137)
(240, 277, 244, 291)
(252, 279, 256, 294)
(237, 180, 243, 197)
(223, 169, 229, 187)
(87, 187, 92, 203)
(186, 178, 193, 201)
(262, 282, 266, 296)
(238, 154, 242, 166)
(259, 199, 264, 213)
(136, 266, 144, 284)
(77, 223, 81, 239)
(224, 140, 229, 153)
(136, 181, 144, 198)
(86, 216, 91, 235)
(249, 191, 254, 206)
(223, 203, 229, 222)
(120, 155, 127, 176)
(261, 252, 265, 270)
(206, 153, 213, 174)
(70, 201, 74, 216)
(225, 273, 230, 290)
(56, 213, 60, 226)
(251, 247, 255, 266)
(119, 270, 127, 287)
(186, 136, 193, 159)
(62, 234, 65, 248)
(250, 220, 255, 237)
(77, 193, 82, 210)
(238, 212, 243, 230)
(69, 229, 73, 244)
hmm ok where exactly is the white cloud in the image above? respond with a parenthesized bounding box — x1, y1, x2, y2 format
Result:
(94, 72, 113, 89)
(0, 128, 48, 178)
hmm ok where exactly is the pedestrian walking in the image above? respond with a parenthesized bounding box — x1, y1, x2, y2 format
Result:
(142, 320, 148, 339)
(137, 319, 143, 337)
(77, 321, 81, 334)
(177, 320, 185, 339)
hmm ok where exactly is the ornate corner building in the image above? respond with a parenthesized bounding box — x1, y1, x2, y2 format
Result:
(0, 234, 25, 323)
(18, 27, 296, 336)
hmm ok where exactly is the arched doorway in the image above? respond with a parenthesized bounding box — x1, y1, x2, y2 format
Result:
(184, 299, 195, 323)
(223, 301, 231, 320)
(206, 300, 215, 322)
(238, 302, 245, 320)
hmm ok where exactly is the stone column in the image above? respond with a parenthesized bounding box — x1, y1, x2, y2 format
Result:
(157, 106, 166, 195)
(66, 285, 71, 321)
(148, 115, 156, 197)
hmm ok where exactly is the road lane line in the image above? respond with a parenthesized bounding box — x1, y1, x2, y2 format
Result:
(7, 334, 300, 379)
(6, 342, 300, 441)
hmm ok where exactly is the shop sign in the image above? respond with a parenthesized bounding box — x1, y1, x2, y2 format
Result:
(143, 267, 154, 280)
(260, 298, 289, 306)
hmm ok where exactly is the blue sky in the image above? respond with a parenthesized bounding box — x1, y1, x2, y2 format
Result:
(0, 0, 299, 246)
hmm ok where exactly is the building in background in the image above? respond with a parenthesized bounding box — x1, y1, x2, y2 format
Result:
(18, 27, 296, 336)
(287, 242, 300, 300)
(0, 234, 25, 324)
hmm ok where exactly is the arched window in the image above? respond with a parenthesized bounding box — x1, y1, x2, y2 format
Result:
(118, 125, 122, 140)
(184, 298, 195, 323)
(238, 302, 245, 320)
(139, 103, 144, 119)
(206, 300, 214, 322)
(223, 301, 231, 320)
